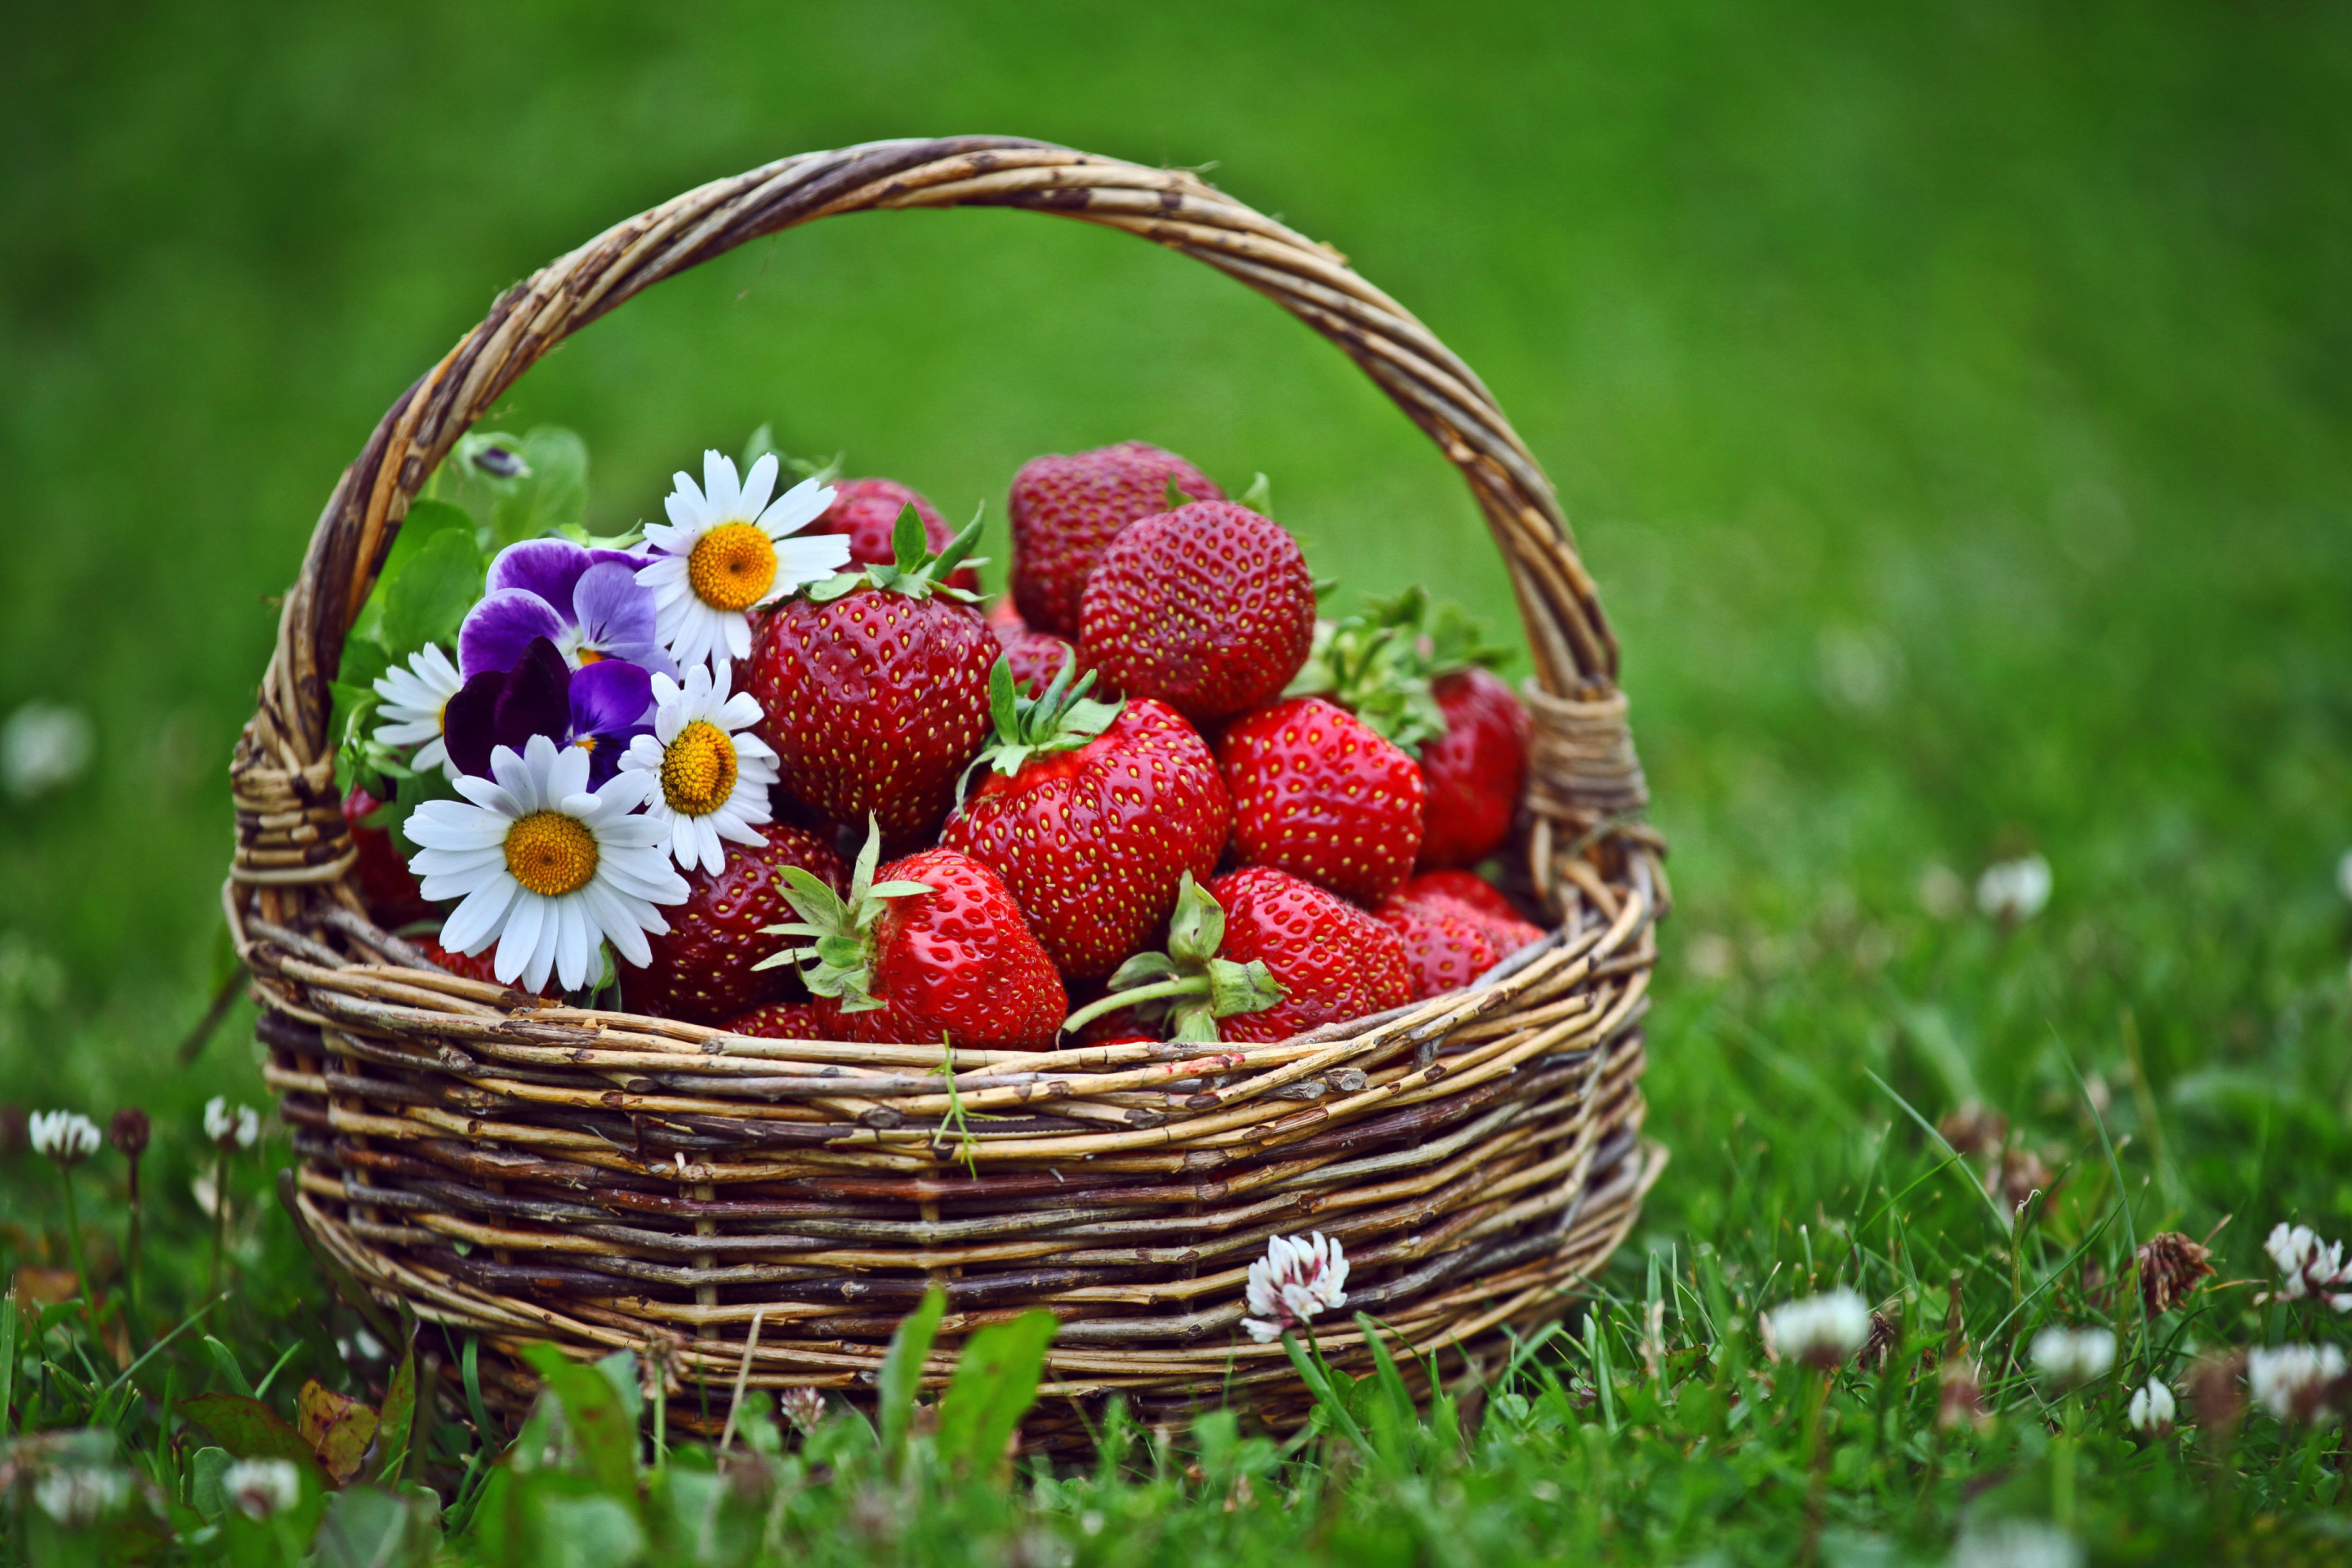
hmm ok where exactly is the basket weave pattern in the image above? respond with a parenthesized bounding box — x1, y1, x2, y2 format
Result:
(226, 136, 1667, 1436)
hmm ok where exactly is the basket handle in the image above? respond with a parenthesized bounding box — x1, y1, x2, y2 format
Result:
(234, 136, 1646, 889)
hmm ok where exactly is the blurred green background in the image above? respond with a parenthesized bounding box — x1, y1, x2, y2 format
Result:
(5, 0, 2351, 1231)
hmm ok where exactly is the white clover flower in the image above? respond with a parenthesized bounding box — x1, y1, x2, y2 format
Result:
(2029, 1326, 2115, 1388)
(1976, 855, 2051, 922)
(1763, 1287, 1870, 1369)
(222, 1458, 302, 1521)
(203, 1098, 260, 1152)
(2265, 1222, 2352, 1312)
(371, 643, 465, 782)
(1242, 1232, 1349, 1343)
(33, 1465, 130, 1526)
(637, 452, 846, 675)
(28, 1110, 102, 1165)
(1, 702, 95, 801)
(404, 733, 688, 993)
(2127, 1378, 2176, 1433)
(619, 662, 778, 875)
(2248, 1343, 2348, 1423)
(1949, 1520, 2081, 1568)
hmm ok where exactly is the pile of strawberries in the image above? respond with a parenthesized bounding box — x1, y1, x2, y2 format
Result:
(381, 441, 1542, 1051)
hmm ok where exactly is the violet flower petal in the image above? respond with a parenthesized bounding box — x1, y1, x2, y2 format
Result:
(487, 538, 594, 611)
(492, 639, 575, 757)
(460, 590, 565, 679)
(572, 562, 676, 677)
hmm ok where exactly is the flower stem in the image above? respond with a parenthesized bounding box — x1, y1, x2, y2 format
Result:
(208, 1146, 229, 1300)
(56, 1166, 93, 1334)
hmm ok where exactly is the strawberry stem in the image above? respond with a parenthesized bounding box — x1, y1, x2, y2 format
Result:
(751, 817, 930, 1010)
(1056, 874, 1284, 1043)
(957, 654, 1123, 797)
(1060, 976, 1209, 1037)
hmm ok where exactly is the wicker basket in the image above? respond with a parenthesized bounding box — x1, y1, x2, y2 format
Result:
(226, 136, 1668, 1443)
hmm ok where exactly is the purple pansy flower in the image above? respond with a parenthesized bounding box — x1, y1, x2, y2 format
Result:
(442, 638, 654, 786)
(459, 539, 677, 680)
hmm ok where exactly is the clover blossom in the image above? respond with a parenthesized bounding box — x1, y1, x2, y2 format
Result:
(1763, 1287, 1870, 1369)
(1242, 1232, 1349, 1343)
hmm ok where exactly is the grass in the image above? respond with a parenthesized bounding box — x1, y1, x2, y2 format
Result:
(5, 0, 2352, 1561)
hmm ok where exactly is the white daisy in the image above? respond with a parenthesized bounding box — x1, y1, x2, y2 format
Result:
(405, 733, 687, 993)
(618, 663, 778, 875)
(635, 451, 847, 675)
(372, 644, 463, 781)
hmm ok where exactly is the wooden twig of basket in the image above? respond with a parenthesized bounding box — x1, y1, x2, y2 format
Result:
(225, 136, 1668, 1443)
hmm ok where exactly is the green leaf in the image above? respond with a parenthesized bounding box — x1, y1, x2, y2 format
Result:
(933, 1311, 1058, 1479)
(518, 1342, 641, 1496)
(203, 1335, 254, 1398)
(313, 1483, 441, 1568)
(1237, 472, 1273, 514)
(177, 1392, 332, 1486)
(381, 528, 483, 660)
(189, 1446, 234, 1521)
(366, 1331, 418, 1486)
(351, 499, 476, 648)
(488, 426, 589, 549)
(525, 1487, 644, 1568)
(878, 1288, 947, 1466)
(739, 423, 778, 473)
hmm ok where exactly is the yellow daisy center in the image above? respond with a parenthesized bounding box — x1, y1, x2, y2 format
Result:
(687, 522, 778, 612)
(504, 810, 599, 898)
(661, 720, 739, 818)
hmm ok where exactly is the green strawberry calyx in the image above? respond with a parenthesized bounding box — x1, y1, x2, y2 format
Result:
(958, 654, 1125, 798)
(751, 817, 931, 1013)
(1282, 586, 1512, 756)
(1058, 874, 1285, 1044)
(803, 504, 987, 605)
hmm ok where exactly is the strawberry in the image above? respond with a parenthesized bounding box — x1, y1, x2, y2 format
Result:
(1009, 442, 1223, 636)
(756, 825, 1067, 1049)
(812, 478, 982, 595)
(746, 510, 996, 842)
(1077, 502, 1316, 723)
(941, 660, 1229, 978)
(344, 783, 434, 926)
(418, 936, 551, 997)
(1067, 870, 1407, 1044)
(1286, 589, 1530, 871)
(1415, 666, 1530, 869)
(1375, 893, 1503, 1000)
(1217, 697, 1425, 904)
(1391, 871, 1546, 955)
(619, 826, 849, 1024)
(993, 617, 1107, 700)
(722, 998, 844, 1040)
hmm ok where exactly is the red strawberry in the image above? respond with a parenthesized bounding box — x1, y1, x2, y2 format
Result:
(1009, 442, 1223, 636)
(811, 478, 981, 595)
(345, 784, 434, 926)
(1217, 697, 1425, 904)
(619, 826, 849, 1024)
(417, 936, 551, 997)
(1067, 870, 1406, 1044)
(758, 827, 1067, 1050)
(1416, 667, 1530, 869)
(1392, 871, 1546, 955)
(942, 661, 1229, 978)
(746, 513, 996, 842)
(723, 998, 844, 1040)
(1077, 502, 1316, 723)
(1400, 869, 1518, 926)
(992, 617, 1107, 700)
(1285, 589, 1530, 871)
(1376, 894, 1503, 999)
